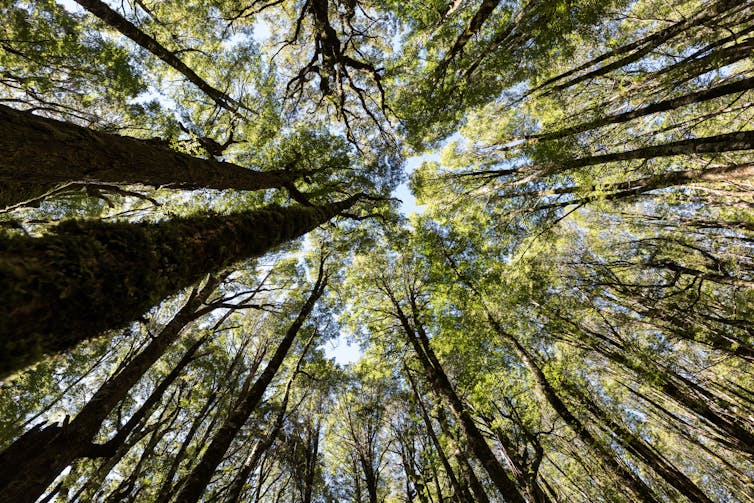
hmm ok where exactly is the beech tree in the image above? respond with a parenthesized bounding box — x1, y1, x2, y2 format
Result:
(0, 0, 752, 501)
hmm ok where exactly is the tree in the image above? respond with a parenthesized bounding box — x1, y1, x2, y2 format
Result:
(0, 194, 363, 377)
(1, 0, 753, 500)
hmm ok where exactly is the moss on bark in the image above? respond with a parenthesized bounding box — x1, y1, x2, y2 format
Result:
(0, 196, 360, 377)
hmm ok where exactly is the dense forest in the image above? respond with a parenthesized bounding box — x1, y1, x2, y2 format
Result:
(0, 0, 752, 501)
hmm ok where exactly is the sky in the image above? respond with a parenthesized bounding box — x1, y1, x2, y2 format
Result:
(323, 154, 432, 365)
(53, 0, 429, 366)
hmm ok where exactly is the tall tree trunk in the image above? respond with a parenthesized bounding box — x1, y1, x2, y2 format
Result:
(563, 381, 714, 503)
(533, 0, 740, 94)
(0, 278, 219, 503)
(73, 0, 241, 113)
(302, 421, 321, 503)
(223, 371, 294, 502)
(486, 316, 660, 503)
(385, 287, 526, 503)
(0, 194, 361, 376)
(537, 76, 754, 141)
(0, 104, 304, 190)
(404, 368, 469, 503)
(435, 0, 502, 75)
(173, 265, 327, 503)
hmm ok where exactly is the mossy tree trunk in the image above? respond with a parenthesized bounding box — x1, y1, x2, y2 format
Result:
(0, 278, 218, 503)
(0, 195, 362, 377)
(0, 104, 305, 192)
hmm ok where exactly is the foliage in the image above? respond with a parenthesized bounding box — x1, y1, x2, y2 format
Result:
(0, 0, 752, 501)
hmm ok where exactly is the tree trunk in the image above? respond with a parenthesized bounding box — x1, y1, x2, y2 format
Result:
(0, 278, 218, 503)
(538, 76, 754, 141)
(0, 194, 361, 377)
(73, 0, 241, 113)
(564, 382, 714, 503)
(563, 130, 754, 170)
(404, 368, 469, 503)
(173, 267, 326, 503)
(0, 104, 303, 190)
(302, 422, 321, 503)
(435, 0, 502, 75)
(224, 388, 291, 502)
(536, 0, 740, 94)
(487, 317, 660, 503)
(387, 291, 526, 503)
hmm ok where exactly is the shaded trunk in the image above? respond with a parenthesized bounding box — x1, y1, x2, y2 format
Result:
(0, 194, 360, 376)
(538, 76, 754, 141)
(564, 382, 714, 503)
(223, 375, 292, 502)
(535, 0, 740, 94)
(0, 104, 303, 191)
(173, 269, 326, 503)
(487, 317, 660, 503)
(435, 0, 502, 75)
(0, 278, 218, 503)
(404, 368, 469, 503)
(386, 290, 526, 503)
(454, 448, 490, 503)
(301, 422, 321, 503)
(360, 452, 379, 503)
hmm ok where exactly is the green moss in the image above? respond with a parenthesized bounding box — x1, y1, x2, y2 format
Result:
(0, 202, 338, 378)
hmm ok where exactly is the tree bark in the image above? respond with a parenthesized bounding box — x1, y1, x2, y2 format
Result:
(562, 130, 754, 170)
(535, 0, 740, 94)
(487, 317, 661, 503)
(0, 104, 303, 190)
(538, 76, 754, 141)
(0, 194, 361, 377)
(0, 278, 218, 503)
(173, 266, 326, 503)
(385, 286, 526, 503)
(563, 382, 714, 503)
(404, 367, 469, 503)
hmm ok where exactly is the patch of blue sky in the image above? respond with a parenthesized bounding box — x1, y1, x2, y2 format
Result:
(54, 0, 84, 14)
(324, 331, 361, 365)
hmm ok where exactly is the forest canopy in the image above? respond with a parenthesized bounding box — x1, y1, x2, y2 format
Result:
(0, 0, 753, 501)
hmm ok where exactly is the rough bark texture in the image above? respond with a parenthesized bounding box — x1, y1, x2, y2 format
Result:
(0, 280, 217, 503)
(0, 104, 301, 190)
(0, 195, 361, 377)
